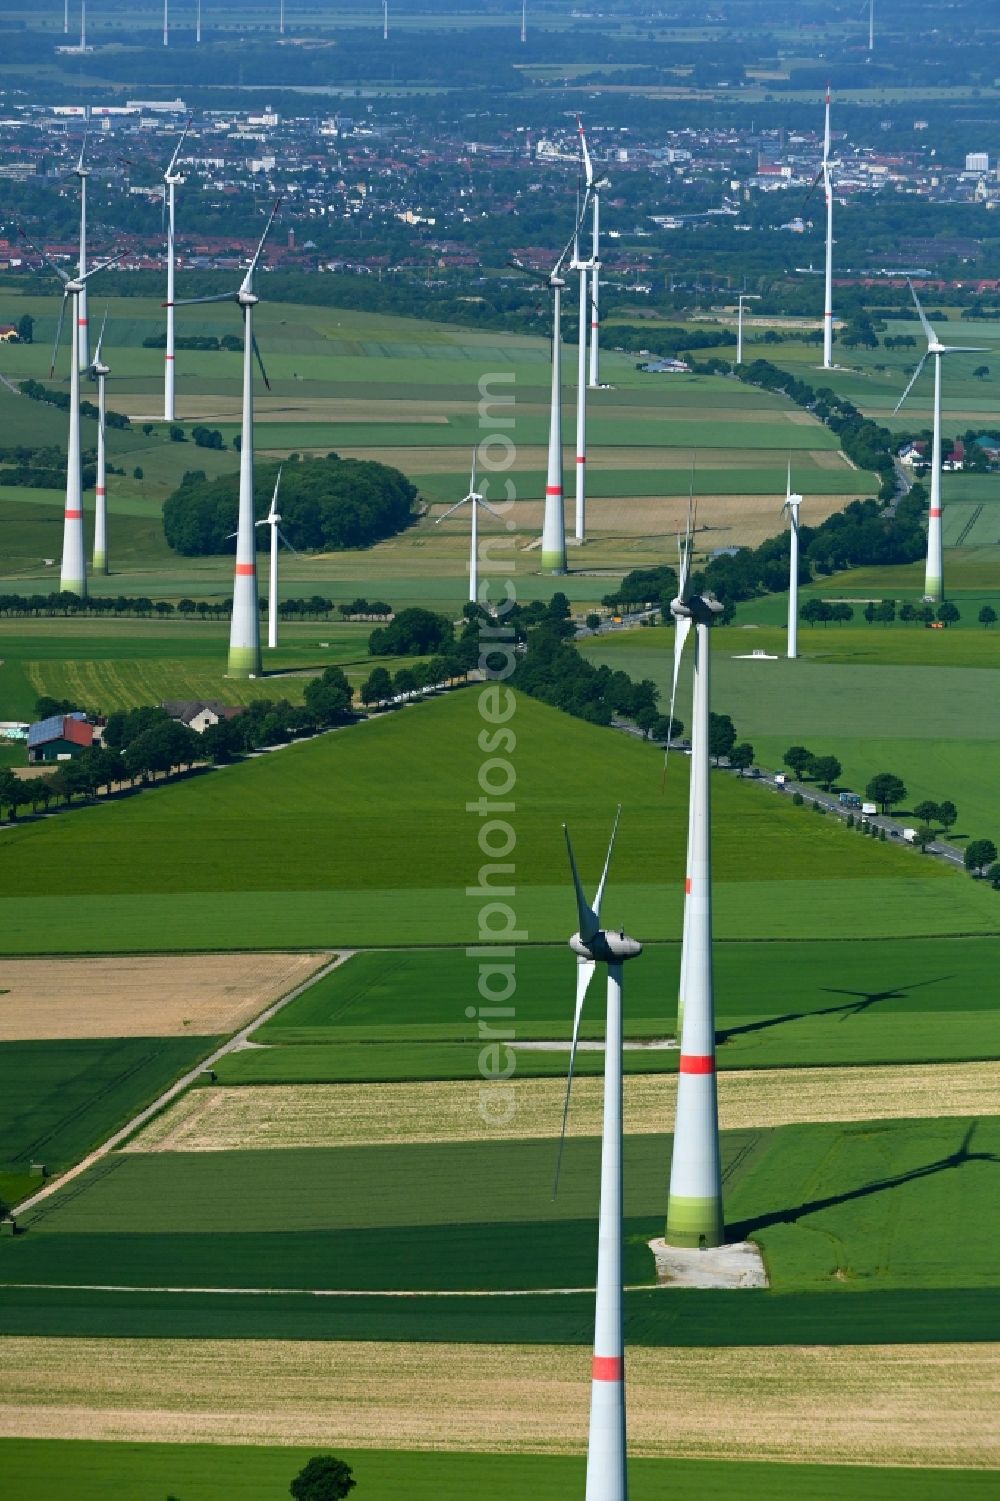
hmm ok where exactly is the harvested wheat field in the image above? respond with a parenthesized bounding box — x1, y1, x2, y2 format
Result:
(0, 1337, 995, 1466)
(0, 953, 331, 1041)
(125, 1061, 1000, 1153)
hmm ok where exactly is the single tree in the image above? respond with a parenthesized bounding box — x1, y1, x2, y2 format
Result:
(17, 313, 34, 344)
(937, 601, 960, 626)
(807, 754, 842, 790)
(289, 1454, 356, 1501)
(900, 601, 916, 624)
(986, 862, 1000, 890)
(965, 839, 998, 877)
(866, 772, 907, 814)
(729, 742, 754, 776)
(937, 800, 958, 832)
(708, 712, 737, 764)
(973, 365, 990, 381)
(360, 666, 393, 707)
(783, 745, 814, 780)
(979, 605, 997, 628)
(913, 799, 941, 827)
(585, 613, 601, 632)
(914, 825, 937, 852)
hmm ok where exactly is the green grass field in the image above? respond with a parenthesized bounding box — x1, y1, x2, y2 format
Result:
(582, 626, 1000, 840)
(213, 938, 1000, 1081)
(5, 1118, 996, 1311)
(0, 1037, 216, 1180)
(4, 1440, 993, 1501)
(1, 691, 987, 955)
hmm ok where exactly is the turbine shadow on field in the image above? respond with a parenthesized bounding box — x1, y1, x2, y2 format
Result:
(729, 1123, 999, 1242)
(716, 975, 952, 1045)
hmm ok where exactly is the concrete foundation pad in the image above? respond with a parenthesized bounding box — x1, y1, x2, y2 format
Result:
(647, 1237, 768, 1289)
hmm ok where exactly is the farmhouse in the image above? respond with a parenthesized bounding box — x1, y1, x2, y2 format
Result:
(27, 711, 93, 763)
(162, 699, 243, 733)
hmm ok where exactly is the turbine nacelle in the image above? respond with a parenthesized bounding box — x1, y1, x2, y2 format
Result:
(570, 929, 641, 964)
(670, 590, 724, 625)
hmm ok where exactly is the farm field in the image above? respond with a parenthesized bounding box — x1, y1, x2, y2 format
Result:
(129, 1062, 1000, 1153)
(7, 1118, 999, 1301)
(3, 1441, 994, 1501)
(0, 290, 879, 606)
(0, 1335, 995, 1468)
(582, 625, 1000, 838)
(1, 690, 991, 955)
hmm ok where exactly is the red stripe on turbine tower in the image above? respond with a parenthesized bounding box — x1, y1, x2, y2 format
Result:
(679, 1054, 715, 1074)
(592, 1355, 624, 1381)
(235, 562, 256, 576)
(545, 484, 563, 495)
(576, 455, 586, 463)
(64, 509, 83, 519)
(930, 508, 942, 517)
(684, 876, 692, 894)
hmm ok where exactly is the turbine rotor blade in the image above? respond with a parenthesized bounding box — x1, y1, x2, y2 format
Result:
(435, 496, 470, 524)
(277, 527, 298, 554)
(18, 224, 69, 285)
(907, 278, 936, 345)
(893, 353, 927, 414)
(49, 292, 70, 378)
(941, 345, 990, 355)
(243, 196, 282, 288)
(165, 115, 193, 178)
(563, 823, 599, 943)
(93, 306, 108, 365)
(477, 495, 504, 521)
(164, 291, 238, 307)
(80, 247, 127, 283)
(552, 956, 597, 1198)
(591, 805, 621, 923)
(469, 446, 477, 496)
(252, 332, 271, 391)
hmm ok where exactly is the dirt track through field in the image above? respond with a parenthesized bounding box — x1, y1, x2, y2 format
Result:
(0, 1337, 995, 1465)
(0, 953, 331, 1041)
(125, 1061, 1000, 1152)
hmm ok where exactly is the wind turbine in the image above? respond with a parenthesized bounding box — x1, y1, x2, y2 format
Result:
(814, 86, 836, 370)
(894, 281, 988, 602)
(587, 143, 607, 390)
(88, 311, 111, 575)
(167, 198, 281, 677)
(573, 118, 598, 544)
(557, 806, 640, 1501)
(663, 499, 726, 1249)
(255, 468, 297, 650)
(435, 450, 502, 605)
(509, 208, 584, 575)
(19, 229, 125, 597)
(735, 291, 760, 367)
(782, 466, 803, 660)
(162, 117, 192, 423)
(71, 136, 91, 370)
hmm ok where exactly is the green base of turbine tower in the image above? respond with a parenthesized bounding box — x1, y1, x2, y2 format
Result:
(59, 581, 87, 599)
(923, 581, 943, 603)
(541, 553, 567, 575)
(227, 645, 261, 678)
(92, 554, 107, 574)
(665, 1195, 724, 1249)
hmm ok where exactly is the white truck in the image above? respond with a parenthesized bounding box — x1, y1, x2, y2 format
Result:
(902, 827, 918, 844)
(862, 802, 878, 816)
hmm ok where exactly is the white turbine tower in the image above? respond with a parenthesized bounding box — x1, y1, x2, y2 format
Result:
(556, 806, 639, 1501)
(894, 280, 988, 603)
(163, 117, 192, 423)
(735, 290, 759, 367)
(279, 0, 285, 33)
(868, 0, 875, 52)
(587, 147, 606, 390)
(812, 86, 837, 371)
(663, 499, 726, 1248)
(163, 0, 169, 46)
(79, 0, 87, 50)
(782, 467, 803, 660)
(383, 0, 388, 39)
(573, 117, 598, 544)
(21, 229, 124, 597)
(255, 468, 297, 650)
(167, 199, 281, 677)
(196, 0, 202, 43)
(435, 451, 502, 605)
(88, 311, 111, 575)
(64, 0, 69, 33)
(510, 206, 585, 575)
(71, 137, 91, 371)
(520, 0, 526, 43)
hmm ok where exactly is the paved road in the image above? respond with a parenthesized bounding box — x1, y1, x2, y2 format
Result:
(14, 949, 354, 1222)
